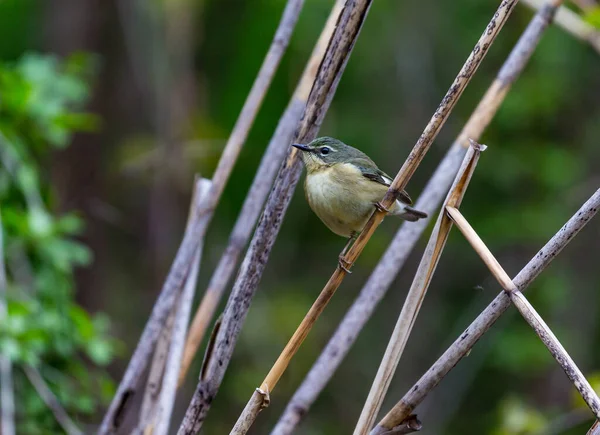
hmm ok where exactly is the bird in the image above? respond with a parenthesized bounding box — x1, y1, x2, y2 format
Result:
(293, 137, 427, 271)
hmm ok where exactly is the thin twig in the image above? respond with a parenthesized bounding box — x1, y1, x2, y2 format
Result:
(178, 1, 373, 433)
(372, 188, 600, 433)
(178, 0, 344, 386)
(99, 1, 305, 431)
(24, 366, 83, 435)
(354, 142, 486, 435)
(0, 208, 15, 435)
(153, 179, 210, 435)
(522, 0, 600, 53)
(272, 2, 563, 431)
(447, 206, 600, 418)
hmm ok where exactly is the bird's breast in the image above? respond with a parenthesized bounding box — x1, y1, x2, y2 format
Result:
(304, 164, 383, 237)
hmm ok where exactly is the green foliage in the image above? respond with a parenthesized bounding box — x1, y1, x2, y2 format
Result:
(0, 53, 117, 433)
(493, 396, 547, 435)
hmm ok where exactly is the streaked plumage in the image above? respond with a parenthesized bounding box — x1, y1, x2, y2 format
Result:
(293, 137, 427, 238)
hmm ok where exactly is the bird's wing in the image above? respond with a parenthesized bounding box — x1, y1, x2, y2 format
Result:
(352, 159, 413, 205)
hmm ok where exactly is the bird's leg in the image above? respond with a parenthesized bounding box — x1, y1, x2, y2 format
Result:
(338, 231, 357, 274)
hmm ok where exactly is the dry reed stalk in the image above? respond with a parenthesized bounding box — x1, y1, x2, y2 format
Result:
(353, 142, 486, 435)
(522, 0, 600, 53)
(178, 0, 345, 386)
(24, 366, 82, 435)
(447, 206, 600, 418)
(177, 1, 375, 433)
(271, 2, 564, 432)
(0, 209, 15, 435)
(372, 188, 600, 434)
(137, 305, 177, 430)
(230, 2, 518, 433)
(138, 179, 209, 434)
(152, 179, 210, 435)
(588, 420, 600, 435)
(98, 1, 305, 431)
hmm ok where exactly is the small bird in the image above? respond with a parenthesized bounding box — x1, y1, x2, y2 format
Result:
(293, 137, 427, 270)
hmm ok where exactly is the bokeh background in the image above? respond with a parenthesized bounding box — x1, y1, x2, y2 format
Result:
(2, 0, 600, 433)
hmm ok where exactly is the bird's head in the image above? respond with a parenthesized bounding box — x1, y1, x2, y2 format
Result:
(292, 137, 367, 173)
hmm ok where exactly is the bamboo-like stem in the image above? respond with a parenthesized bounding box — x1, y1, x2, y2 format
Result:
(354, 142, 486, 435)
(272, 2, 564, 432)
(368, 415, 422, 435)
(137, 304, 177, 429)
(522, 0, 600, 53)
(272, 1, 563, 431)
(99, 1, 305, 431)
(178, 0, 344, 387)
(138, 179, 209, 433)
(447, 206, 600, 418)
(178, 1, 374, 433)
(24, 366, 82, 435)
(588, 420, 600, 435)
(153, 179, 210, 435)
(372, 188, 600, 433)
(232, 2, 517, 433)
(0, 208, 15, 435)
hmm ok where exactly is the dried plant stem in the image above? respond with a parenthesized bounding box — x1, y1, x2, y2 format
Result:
(24, 366, 82, 435)
(138, 179, 209, 434)
(178, 0, 344, 386)
(372, 188, 600, 433)
(588, 420, 600, 435)
(342, 0, 518, 270)
(447, 206, 600, 418)
(99, 1, 305, 431)
(178, 1, 373, 433)
(272, 2, 564, 432)
(153, 180, 210, 435)
(354, 142, 486, 435)
(0, 209, 15, 435)
(231, 2, 517, 433)
(137, 304, 177, 429)
(522, 0, 600, 53)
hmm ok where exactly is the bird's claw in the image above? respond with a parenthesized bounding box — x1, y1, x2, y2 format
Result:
(374, 201, 390, 214)
(338, 256, 352, 274)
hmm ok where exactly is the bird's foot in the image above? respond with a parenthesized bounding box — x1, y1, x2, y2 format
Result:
(374, 201, 390, 214)
(338, 255, 352, 274)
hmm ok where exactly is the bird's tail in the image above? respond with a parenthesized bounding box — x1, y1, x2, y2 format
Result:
(398, 205, 428, 222)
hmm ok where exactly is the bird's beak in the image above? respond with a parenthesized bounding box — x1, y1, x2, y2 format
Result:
(292, 143, 311, 152)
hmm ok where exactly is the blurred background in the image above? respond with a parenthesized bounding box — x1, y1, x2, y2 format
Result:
(1, 0, 600, 433)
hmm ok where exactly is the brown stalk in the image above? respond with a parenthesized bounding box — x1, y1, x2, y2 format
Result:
(133, 178, 210, 434)
(230, 2, 518, 433)
(272, 1, 564, 432)
(372, 188, 600, 433)
(522, 0, 600, 53)
(137, 305, 177, 430)
(152, 180, 210, 435)
(447, 206, 600, 418)
(354, 142, 486, 435)
(178, 0, 344, 386)
(98, 1, 305, 431)
(178, 1, 376, 433)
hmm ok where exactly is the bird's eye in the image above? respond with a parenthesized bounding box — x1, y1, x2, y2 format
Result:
(320, 147, 330, 155)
